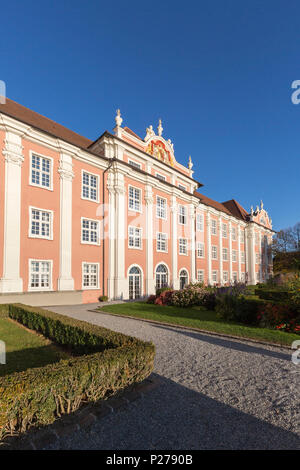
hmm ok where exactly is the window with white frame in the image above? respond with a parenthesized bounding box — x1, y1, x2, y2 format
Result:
(223, 271, 229, 283)
(222, 223, 227, 238)
(156, 173, 166, 181)
(196, 213, 204, 231)
(212, 270, 218, 283)
(211, 219, 217, 235)
(31, 154, 52, 189)
(241, 272, 245, 282)
(179, 238, 188, 255)
(129, 160, 141, 169)
(212, 245, 218, 260)
(240, 230, 244, 244)
(233, 272, 238, 282)
(232, 249, 237, 262)
(157, 232, 167, 252)
(82, 171, 98, 201)
(128, 226, 142, 249)
(29, 260, 52, 290)
(81, 218, 100, 245)
(156, 196, 167, 219)
(30, 208, 52, 239)
(232, 227, 236, 241)
(197, 269, 204, 283)
(82, 263, 99, 289)
(241, 251, 245, 263)
(222, 247, 228, 261)
(129, 186, 141, 212)
(197, 242, 205, 258)
(178, 205, 187, 225)
(178, 184, 186, 191)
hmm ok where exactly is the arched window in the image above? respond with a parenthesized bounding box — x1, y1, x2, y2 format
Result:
(179, 269, 188, 289)
(129, 266, 141, 299)
(155, 264, 168, 290)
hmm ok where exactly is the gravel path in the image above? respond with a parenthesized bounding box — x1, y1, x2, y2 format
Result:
(45, 303, 300, 450)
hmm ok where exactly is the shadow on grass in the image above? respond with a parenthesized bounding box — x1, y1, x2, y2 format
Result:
(0, 345, 66, 377)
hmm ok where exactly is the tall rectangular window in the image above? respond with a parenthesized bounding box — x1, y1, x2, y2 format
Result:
(197, 270, 204, 282)
(128, 226, 142, 249)
(157, 232, 167, 252)
(223, 271, 229, 283)
(82, 171, 98, 201)
(232, 227, 236, 241)
(196, 213, 204, 231)
(222, 223, 227, 238)
(211, 219, 217, 235)
(178, 205, 187, 225)
(30, 208, 52, 239)
(179, 238, 187, 255)
(212, 245, 218, 260)
(233, 272, 238, 282)
(31, 154, 52, 189)
(29, 260, 51, 290)
(82, 263, 99, 289)
(222, 247, 228, 261)
(129, 186, 141, 212)
(197, 242, 205, 258)
(232, 250, 237, 262)
(81, 218, 100, 245)
(156, 196, 167, 219)
(212, 270, 218, 283)
(241, 251, 245, 263)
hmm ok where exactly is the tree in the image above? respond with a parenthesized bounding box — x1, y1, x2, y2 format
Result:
(272, 227, 294, 254)
(291, 222, 300, 250)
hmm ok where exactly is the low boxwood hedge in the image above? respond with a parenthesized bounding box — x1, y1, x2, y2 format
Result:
(255, 289, 291, 303)
(0, 304, 155, 440)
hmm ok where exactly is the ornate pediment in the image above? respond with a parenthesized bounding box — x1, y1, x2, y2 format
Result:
(144, 119, 175, 166)
(250, 200, 272, 229)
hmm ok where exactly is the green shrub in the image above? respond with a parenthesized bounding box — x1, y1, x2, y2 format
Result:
(98, 295, 108, 302)
(0, 304, 155, 440)
(217, 296, 266, 325)
(0, 304, 9, 318)
(155, 287, 172, 297)
(255, 289, 291, 303)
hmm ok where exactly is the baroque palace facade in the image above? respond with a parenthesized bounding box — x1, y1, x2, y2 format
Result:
(0, 99, 273, 305)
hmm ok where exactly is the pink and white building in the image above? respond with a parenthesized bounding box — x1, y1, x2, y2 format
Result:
(0, 99, 274, 305)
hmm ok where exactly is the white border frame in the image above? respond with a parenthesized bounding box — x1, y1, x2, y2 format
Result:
(196, 241, 205, 258)
(128, 185, 142, 213)
(197, 269, 204, 282)
(154, 262, 170, 287)
(128, 159, 142, 170)
(196, 213, 204, 232)
(179, 237, 188, 256)
(222, 247, 228, 261)
(179, 268, 189, 287)
(127, 263, 144, 297)
(28, 206, 54, 240)
(81, 261, 100, 290)
(211, 244, 218, 260)
(81, 217, 101, 246)
(156, 195, 167, 220)
(156, 231, 168, 253)
(178, 204, 188, 226)
(81, 169, 100, 203)
(128, 225, 143, 250)
(29, 150, 54, 191)
(28, 258, 53, 291)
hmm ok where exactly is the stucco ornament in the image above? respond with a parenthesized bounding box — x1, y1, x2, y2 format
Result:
(145, 125, 155, 141)
(157, 119, 163, 136)
(115, 109, 123, 127)
(188, 155, 193, 170)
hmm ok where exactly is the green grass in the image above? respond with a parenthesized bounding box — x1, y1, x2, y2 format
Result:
(0, 317, 70, 377)
(98, 302, 299, 347)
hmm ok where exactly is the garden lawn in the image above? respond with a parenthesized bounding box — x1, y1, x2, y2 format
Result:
(0, 317, 70, 377)
(98, 302, 299, 347)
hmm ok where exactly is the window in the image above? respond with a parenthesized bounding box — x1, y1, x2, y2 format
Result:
(197, 270, 204, 283)
(240, 230, 244, 244)
(157, 232, 167, 252)
(212, 270, 218, 283)
(223, 271, 229, 283)
(255, 253, 260, 264)
(178, 184, 186, 191)
(129, 266, 141, 299)
(178, 205, 187, 225)
(31, 154, 52, 189)
(179, 269, 189, 289)
(222, 247, 228, 261)
(232, 250, 237, 262)
(156, 264, 168, 289)
(81, 218, 100, 245)
(82, 263, 99, 289)
(156, 173, 166, 181)
(197, 242, 205, 258)
(156, 196, 167, 219)
(29, 260, 52, 290)
(30, 208, 52, 239)
(128, 226, 142, 249)
(212, 245, 218, 260)
(196, 213, 204, 231)
(222, 223, 227, 238)
(241, 251, 245, 263)
(129, 160, 141, 169)
(211, 219, 217, 235)
(129, 186, 141, 212)
(82, 171, 98, 201)
(232, 227, 236, 241)
(179, 238, 188, 255)
(233, 272, 238, 282)
(241, 272, 245, 282)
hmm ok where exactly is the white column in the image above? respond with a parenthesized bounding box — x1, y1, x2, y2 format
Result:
(58, 154, 74, 290)
(107, 172, 115, 299)
(0, 132, 24, 293)
(247, 225, 256, 284)
(259, 231, 262, 282)
(229, 221, 233, 282)
(190, 204, 196, 283)
(114, 172, 126, 299)
(171, 196, 179, 289)
(218, 217, 223, 285)
(145, 185, 155, 296)
(238, 225, 242, 281)
(206, 212, 212, 285)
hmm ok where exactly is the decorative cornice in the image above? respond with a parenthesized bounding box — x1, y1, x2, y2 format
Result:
(2, 139, 24, 167)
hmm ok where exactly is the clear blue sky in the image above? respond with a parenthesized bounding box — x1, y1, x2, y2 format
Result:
(1, 0, 299, 231)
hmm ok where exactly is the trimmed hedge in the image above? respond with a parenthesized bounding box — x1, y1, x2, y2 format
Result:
(0, 304, 155, 440)
(216, 295, 266, 325)
(255, 289, 291, 303)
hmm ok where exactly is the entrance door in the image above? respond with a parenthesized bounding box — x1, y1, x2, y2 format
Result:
(129, 266, 141, 299)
